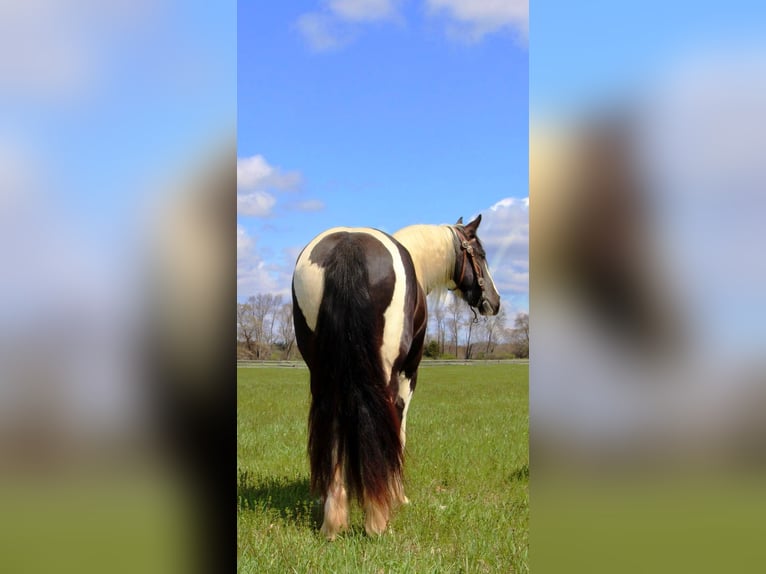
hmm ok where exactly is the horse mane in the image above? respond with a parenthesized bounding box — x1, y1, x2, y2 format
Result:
(392, 224, 457, 294)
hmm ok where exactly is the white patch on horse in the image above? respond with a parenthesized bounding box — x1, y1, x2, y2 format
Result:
(397, 373, 413, 505)
(397, 372, 413, 445)
(481, 259, 499, 299)
(293, 227, 350, 332)
(357, 229, 408, 377)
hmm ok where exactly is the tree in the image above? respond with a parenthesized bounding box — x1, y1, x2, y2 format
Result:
(264, 294, 282, 349)
(237, 301, 256, 357)
(429, 293, 447, 356)
(423, 339, 440, 358)
(276, 302, 295, 359)
(446, 294, 463, 356)
(510, 312, 529, 358)
(248, 293, 282, 359)
(463, 306, 478, 359)
(480, 306, 507, 356)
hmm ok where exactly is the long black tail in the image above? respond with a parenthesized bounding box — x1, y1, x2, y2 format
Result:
(308, 236, 402, 510)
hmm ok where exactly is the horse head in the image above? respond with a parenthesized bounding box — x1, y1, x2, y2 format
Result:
(452, 214, 501, 316)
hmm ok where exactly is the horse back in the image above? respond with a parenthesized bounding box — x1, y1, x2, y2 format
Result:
(292, 227, 425, 377)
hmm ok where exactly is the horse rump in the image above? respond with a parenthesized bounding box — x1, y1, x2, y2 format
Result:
(307, 235, 403, 537)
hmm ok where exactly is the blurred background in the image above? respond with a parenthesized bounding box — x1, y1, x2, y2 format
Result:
(0, 2, 235, 573)
(531, 2, 766, 572)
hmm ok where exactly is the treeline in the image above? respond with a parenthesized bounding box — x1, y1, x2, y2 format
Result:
(423, 293, 528, 359)
(236, 293, 529, 361)
(237, 294, 296, 360)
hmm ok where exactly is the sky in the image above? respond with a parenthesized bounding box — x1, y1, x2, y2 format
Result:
(237, 0, 529, 314)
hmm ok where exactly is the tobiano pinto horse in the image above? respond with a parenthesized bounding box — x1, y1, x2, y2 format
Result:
(292, 215, 501, 540)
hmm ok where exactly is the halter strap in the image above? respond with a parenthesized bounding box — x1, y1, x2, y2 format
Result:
(452, 225, 487, 294)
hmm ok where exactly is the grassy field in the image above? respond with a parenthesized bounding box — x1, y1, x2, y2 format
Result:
(237, 363, 528, 573)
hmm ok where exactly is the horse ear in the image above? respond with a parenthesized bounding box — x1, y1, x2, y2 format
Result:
(455, 217, 463, 225)
(464, 214, 482, 236)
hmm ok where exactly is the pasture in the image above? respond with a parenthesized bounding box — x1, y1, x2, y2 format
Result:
(237, 362, 528, 573)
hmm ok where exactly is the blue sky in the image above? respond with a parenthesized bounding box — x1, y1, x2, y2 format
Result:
(238, 0, 529, 313)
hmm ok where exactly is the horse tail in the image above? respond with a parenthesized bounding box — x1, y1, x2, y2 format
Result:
(308, 235, 403, 514)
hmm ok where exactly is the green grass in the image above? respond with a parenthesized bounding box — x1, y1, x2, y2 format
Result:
(238, 363, 528, 573)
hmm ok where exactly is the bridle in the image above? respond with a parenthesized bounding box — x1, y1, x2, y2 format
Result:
(451, 225, 491, 317)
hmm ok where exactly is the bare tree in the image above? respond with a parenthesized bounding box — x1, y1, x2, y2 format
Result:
(249, 293, 282, 359)
(265, 294, 282, 349)
(510, 312, 529, 358)
(481, 306, 507, 356)
(463, 306, 477, 359)
(237, 301, 256, 357)
(276, 302, 295, 359)
(515, 312, 529, 343)
(428, 292, 447, 355)
(446, 294, 463, 356)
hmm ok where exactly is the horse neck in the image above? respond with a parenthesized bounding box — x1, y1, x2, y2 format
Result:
(392, 225, 456, 294)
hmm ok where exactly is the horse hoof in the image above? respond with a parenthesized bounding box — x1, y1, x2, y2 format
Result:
(320, 517, 348, 541)
(320, 524, 339, 541)
(364, 523, 387, 537)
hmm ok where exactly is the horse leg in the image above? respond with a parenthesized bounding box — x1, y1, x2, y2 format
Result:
(396, 372, 414, 505)
(320, 463, 349, 540)
(363, 494, 390, 536)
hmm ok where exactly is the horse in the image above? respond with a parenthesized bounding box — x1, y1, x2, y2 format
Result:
(291, 214, 501, 540)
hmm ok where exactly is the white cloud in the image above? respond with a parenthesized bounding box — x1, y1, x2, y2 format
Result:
(237, 154, 302, 193)
(296, 0, 400, 52)
(477, 196, 529, 297)
(236, 224, 252, 258)
(491, 196, 529, 210)
(426, 0, 528, 43)
(329, 0, 399, 22)
(296, 0, 526, 51)
(236, 225, 292, 298)
(293, 199, 326, 212)
(295, 12, 348, 52)
(237, 154, 303, 218)
(237, 191, 277, 217)
(238, 260, 284, 299)
(236, 155, 272, 189)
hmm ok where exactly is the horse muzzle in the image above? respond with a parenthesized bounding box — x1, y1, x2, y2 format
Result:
(480, 298, 500, 316)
